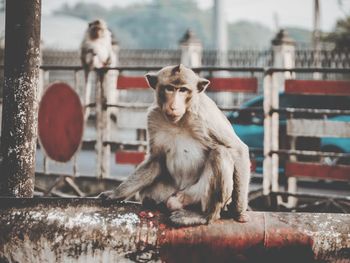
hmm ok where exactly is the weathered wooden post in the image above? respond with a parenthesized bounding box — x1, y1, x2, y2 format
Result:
(179, 29, 202, 68)
(0, 0, 41, 197)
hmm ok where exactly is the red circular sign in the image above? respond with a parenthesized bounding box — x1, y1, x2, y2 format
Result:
(38, 82, 84, 162)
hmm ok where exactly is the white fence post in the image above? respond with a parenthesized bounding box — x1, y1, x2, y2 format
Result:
(179, 29, 202, 68)
(271, 29, 296, 207)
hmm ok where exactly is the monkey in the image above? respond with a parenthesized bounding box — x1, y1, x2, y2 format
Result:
(80, 19, 118, 122)
(100, 64, 250, 226)
(80, 19, 116, 75)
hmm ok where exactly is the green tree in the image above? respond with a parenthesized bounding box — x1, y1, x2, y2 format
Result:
(324, 16, 350, 49)
(53, 0, 313, 49)
(54, 3, 107, 21)
(55, 0, 211, 49)
(228, 21, 273, 48)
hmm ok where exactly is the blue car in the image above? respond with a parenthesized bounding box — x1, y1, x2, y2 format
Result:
(228, 93, 350, 173)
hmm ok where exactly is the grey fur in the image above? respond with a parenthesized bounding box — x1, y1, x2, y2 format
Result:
(100, 65, 251, 225)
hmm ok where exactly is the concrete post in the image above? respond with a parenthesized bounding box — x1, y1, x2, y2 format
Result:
(0, 0, 41, 197)
(179, 29, 202, 68)
(271, 29, 296, 90)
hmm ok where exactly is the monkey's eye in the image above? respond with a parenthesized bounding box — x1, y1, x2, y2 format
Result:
(165, 86, 175, 92)
(179, 87, 189, 93)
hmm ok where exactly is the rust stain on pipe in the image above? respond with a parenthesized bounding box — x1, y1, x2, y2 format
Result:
(159, 212, 350, 263)
(0, 198, 349, 263)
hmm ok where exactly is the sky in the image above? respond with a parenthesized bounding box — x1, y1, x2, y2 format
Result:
(42, 0, 350, 32)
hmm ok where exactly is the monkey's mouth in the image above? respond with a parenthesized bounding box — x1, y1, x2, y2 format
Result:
(165, 113, 182, 123)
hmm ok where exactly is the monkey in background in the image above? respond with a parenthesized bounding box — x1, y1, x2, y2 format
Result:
(80, 19, 118, 121)
(100, 64, 250, 226)
(80, 19, 116, 77)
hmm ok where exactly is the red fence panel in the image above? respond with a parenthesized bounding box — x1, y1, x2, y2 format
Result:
(208, 77, 258, 93)
(117, 76, 259, 93)
(285, 80, 350, 96)
(115, 150, 146, 165)
(117, 76, 149, 90)
(285, 161, 350, 181)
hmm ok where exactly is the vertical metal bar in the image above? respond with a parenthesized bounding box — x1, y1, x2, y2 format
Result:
(263, 73, 272, 196)
(43, 155, 49, 175)
(72, 155, 78, 177)
(73, 70, 79, 177)
(286, 134, 298, 208)
(0, 0, 41, 197)
(74, 70, 79, 94)
(95, 72, 103, 178)
(41, 70, 50, 97)
(95, 70, 110, 178)
(271, 73, 280, 195)
(84, 73, 92, 122)
(41, 70, 50, 175)
(44, 70, 50, 87)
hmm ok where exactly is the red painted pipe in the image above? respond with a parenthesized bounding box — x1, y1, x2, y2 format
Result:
(0, 198, 348, 262)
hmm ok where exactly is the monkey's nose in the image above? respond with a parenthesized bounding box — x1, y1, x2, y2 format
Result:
(170, 106, 178, 113)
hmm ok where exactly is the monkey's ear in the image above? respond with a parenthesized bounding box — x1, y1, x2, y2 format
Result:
(197, 78, 210, 93)
(145, 73, 158, 89)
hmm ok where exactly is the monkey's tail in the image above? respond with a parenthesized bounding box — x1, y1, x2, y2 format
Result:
(169, 209, 208, 226)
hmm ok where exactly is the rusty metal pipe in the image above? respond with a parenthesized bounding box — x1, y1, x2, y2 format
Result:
(0, 198, 349, 262)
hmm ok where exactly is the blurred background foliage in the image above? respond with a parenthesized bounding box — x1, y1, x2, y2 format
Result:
(53, 0, 320, 49)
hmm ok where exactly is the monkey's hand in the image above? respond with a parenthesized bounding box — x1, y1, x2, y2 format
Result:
(169, 209, 207, 226)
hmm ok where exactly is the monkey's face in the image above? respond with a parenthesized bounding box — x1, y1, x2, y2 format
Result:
(90, 27, 104, 39)
(88, 20, 108, 40)
(160, 83, 191, 123)
(145, 64, 210, 124)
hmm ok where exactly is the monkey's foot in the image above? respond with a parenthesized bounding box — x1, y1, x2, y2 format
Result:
(169, 209, 207, 226)
(234, 212, 250, 223)
(97, 190, 123, 201)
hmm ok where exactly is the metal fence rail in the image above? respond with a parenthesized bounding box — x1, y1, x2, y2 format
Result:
(263, 67, 350, 210)
(2, 65, 349, 203)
